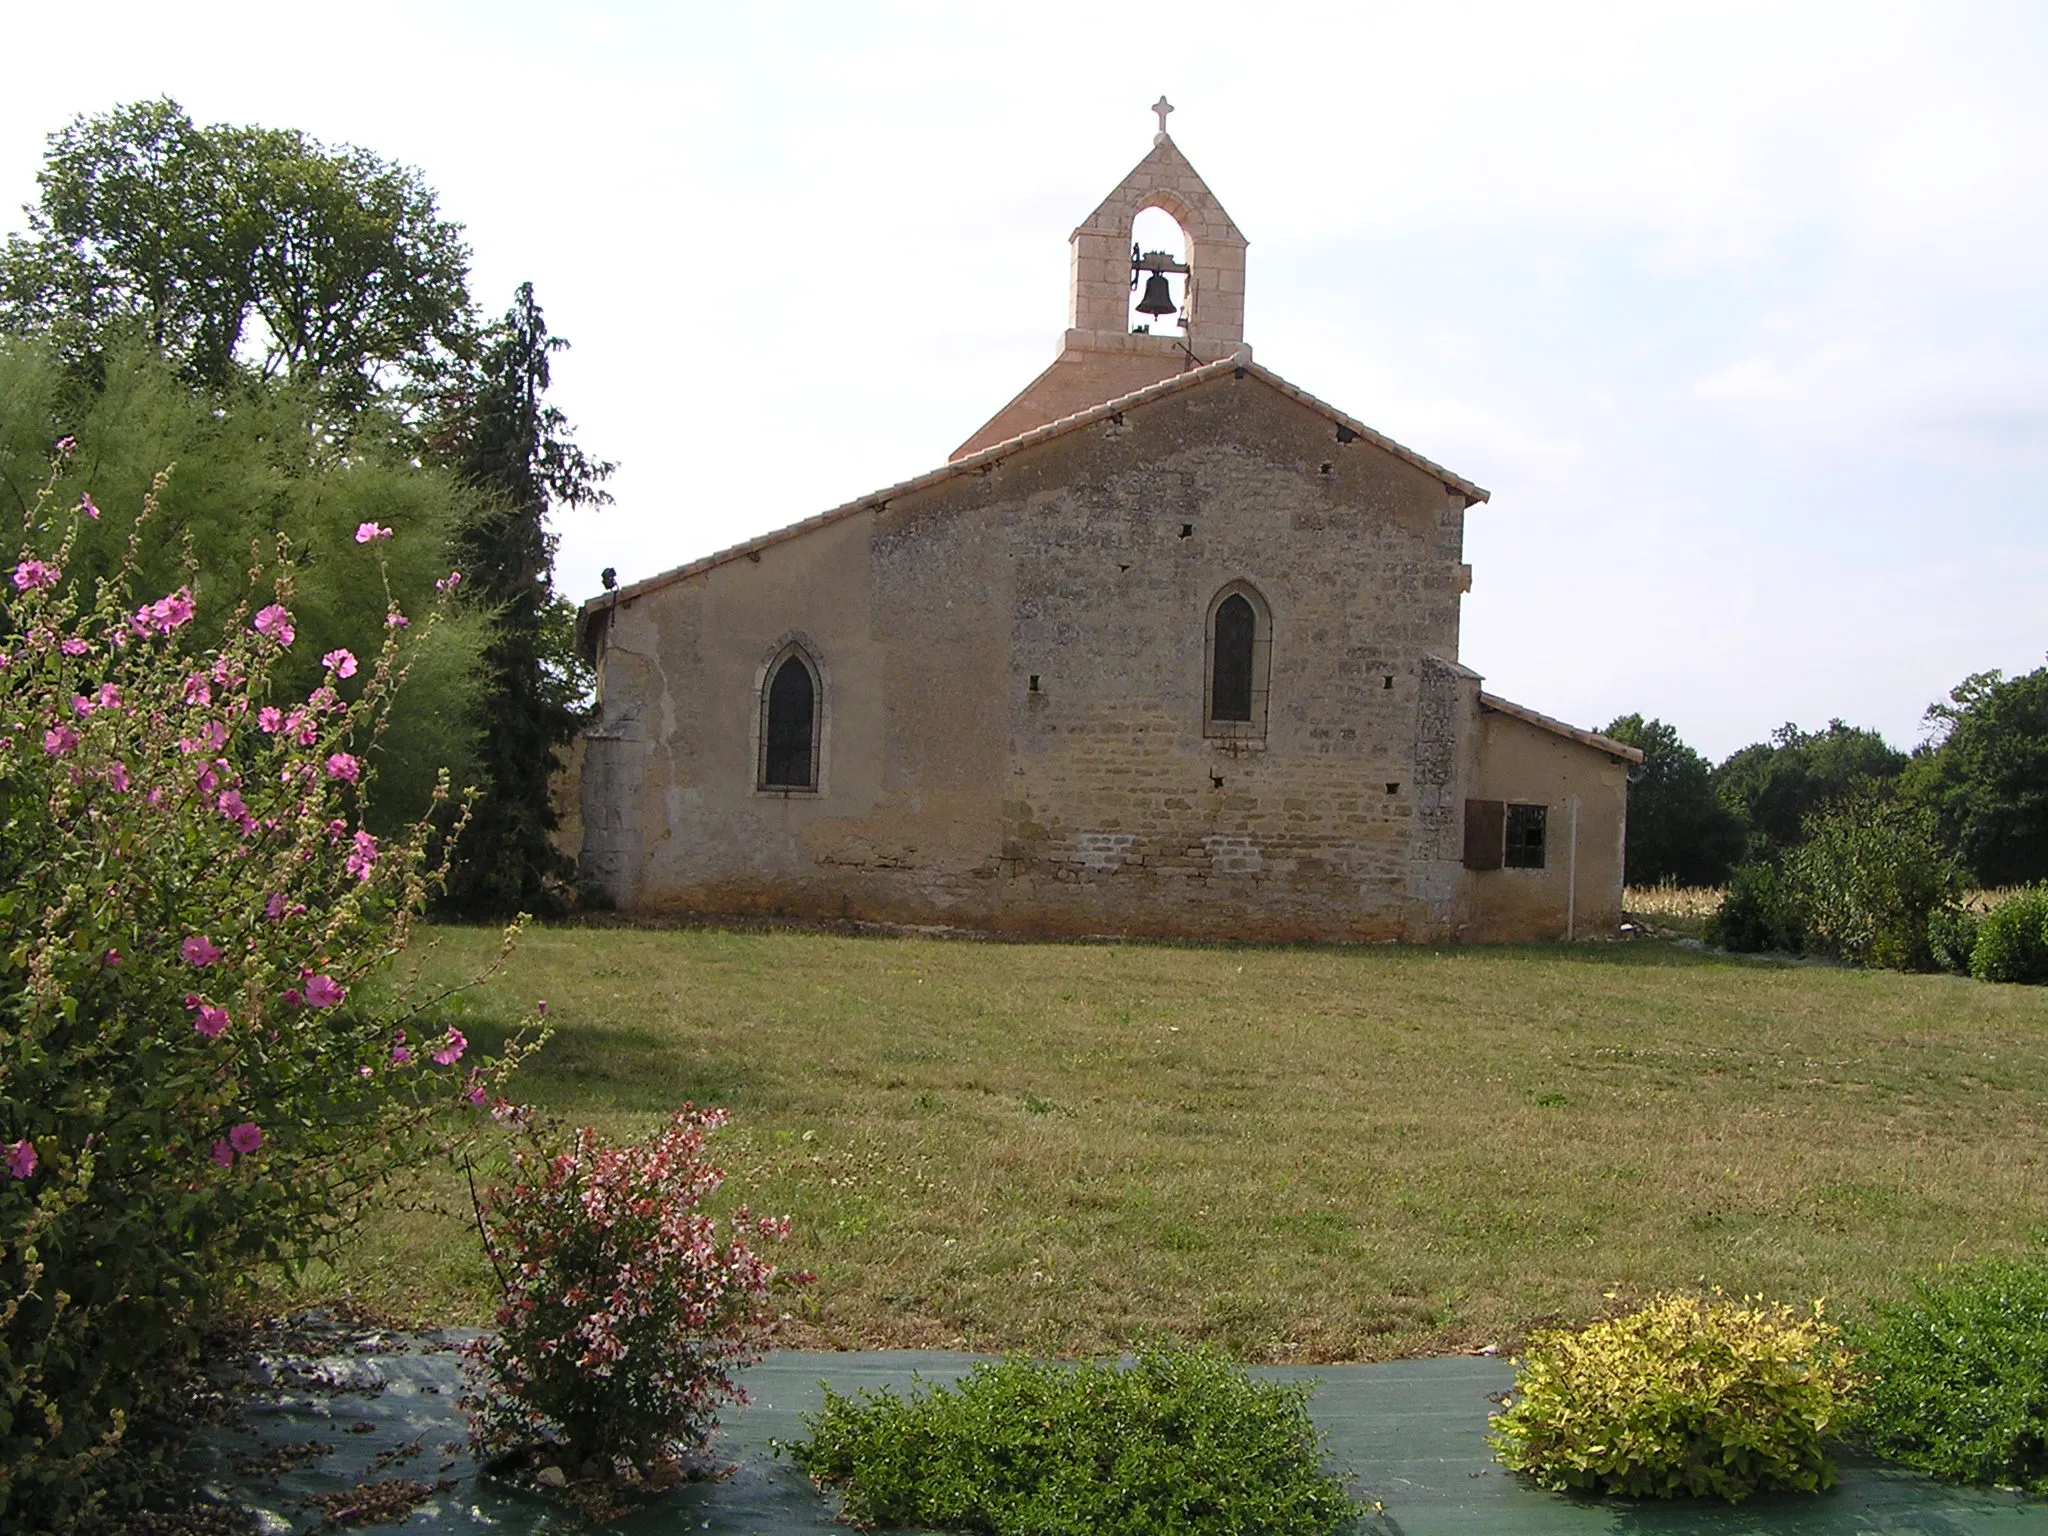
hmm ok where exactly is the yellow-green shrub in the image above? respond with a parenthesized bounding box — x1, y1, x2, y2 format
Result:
(1489, 1294, 1856, 1503)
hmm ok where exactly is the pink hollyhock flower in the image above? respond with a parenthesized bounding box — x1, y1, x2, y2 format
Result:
(386, 613, 410, 628)
(181, 934, 223, 968)
(258, 706, 283, 733)
(309, 685, 339, 712)
(264, 891, 287, 920)
(463, 1069, 486, 1106)
(6, 1139, 35, 1179)
(43, 725, 77, 755)
(435, 570, 462, 594)
(96, 683, 121, 710)
(211, 1139, 234, 1168)
(252, 604, 295, 646)
(106, 760, 129, 792)
(325, 752, 360, 783)
(228, 1121, 262, 1155)
(79, 492, 99, 520)
(60, 638, 90, 657)
(193, 1003, 230, 1039)
(281, 987, 303, 1008)
(355, 521, 393, 543)
(432, 1028, 467, 1066)
(12, 560, 57, 592)
(71, 695, 92, 718)
(183, 674, 211, 706)
(285, 707, 317, 745)
(202, 719, 228, 750)
(132, 588, 197, 636)
(346, 829, 378, 881)
(303, 974, 345, 1008)
(321, 648, 357, 679)
(390, 1042, 412, 1066)
(217, 790, 248, 823)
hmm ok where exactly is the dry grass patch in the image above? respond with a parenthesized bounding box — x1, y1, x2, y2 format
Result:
(296, 926, 2048, 1363)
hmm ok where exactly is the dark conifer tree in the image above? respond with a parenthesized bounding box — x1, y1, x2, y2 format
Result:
(441, 283, 612, 914)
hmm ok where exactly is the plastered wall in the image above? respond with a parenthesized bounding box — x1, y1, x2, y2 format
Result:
(1459, 708, 1632, 941)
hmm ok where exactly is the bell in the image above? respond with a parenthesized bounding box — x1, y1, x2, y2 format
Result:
(1135, 271, 1177, 318)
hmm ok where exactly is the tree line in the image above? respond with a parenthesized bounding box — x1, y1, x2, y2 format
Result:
(0, 98, 608, 915)
(1607, 664, 2048, 892)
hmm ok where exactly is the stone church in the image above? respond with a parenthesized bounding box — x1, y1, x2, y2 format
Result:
(576, 115, 1640, 942)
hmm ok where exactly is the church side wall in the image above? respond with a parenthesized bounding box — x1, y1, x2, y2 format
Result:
(1459, 711, 1631, 941)
(582, 501, 1018, 924)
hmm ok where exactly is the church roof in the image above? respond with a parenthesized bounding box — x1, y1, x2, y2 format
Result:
(584, 355, 1491, 615)
(1479, 693, 1645, 764)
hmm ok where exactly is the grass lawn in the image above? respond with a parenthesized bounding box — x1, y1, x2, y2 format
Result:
(300, 924, 2048, 1363)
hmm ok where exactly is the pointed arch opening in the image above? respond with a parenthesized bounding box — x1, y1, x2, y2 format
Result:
(758, 643, 822, 792)
(1204, 582, 1272, 740)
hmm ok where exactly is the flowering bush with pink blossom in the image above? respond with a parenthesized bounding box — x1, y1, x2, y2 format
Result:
(462, 1107, 805, 1483)
(0, 462, 539, 1528)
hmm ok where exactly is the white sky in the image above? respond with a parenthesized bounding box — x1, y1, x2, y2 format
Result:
(4, 0, 2043, 760)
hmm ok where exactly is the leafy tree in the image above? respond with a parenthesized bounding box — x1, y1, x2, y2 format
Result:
(1, 98, 471, 409)
(1603, 714, 1747, 886)
(0, 336, 489, 825)
(1904, 664, 2048, 887)
(1713, 720, 1906, 856)
(437, 284, 611, 915)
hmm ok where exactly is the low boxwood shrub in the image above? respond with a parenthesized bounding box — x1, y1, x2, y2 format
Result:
(1969, 887, 2048, 983)
(1851, 1258, 2048, 1490)
(790, 1349, 1360, 1536)
(1489, 1293, 1855, 1502)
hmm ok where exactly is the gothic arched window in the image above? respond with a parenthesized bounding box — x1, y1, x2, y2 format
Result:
(760, 647, 820, 791)
(1204, 583, 1271, 739)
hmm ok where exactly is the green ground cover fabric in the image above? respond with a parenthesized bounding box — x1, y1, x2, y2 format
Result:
(191, 1341, 2048, 1533)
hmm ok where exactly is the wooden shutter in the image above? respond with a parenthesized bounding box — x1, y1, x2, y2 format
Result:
(1463, 798, 1505, 870)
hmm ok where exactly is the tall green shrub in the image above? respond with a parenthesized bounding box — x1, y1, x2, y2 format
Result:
(1785, 798, 1959, 971)
(0, 339, 490, 827)
(0, 465, 535, 1529)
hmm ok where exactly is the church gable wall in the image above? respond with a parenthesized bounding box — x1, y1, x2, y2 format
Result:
(975, 375, 1473, 939)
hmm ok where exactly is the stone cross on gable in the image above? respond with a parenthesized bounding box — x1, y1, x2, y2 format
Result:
(1151, 96, 1174, 141)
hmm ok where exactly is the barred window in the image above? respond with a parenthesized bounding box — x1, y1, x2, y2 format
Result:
(1211, 594, 1256, 721)
(761, 651, 819, 790)
(1504, 803, 1547, 869)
